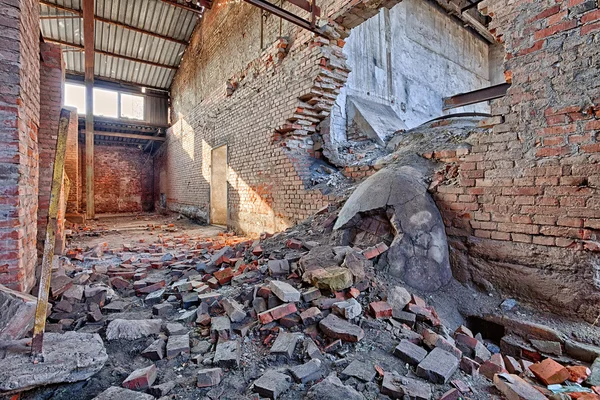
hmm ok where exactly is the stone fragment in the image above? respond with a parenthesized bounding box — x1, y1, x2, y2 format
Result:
(387, 286, 411, 312)
(270, 280, 301, 302)
(341, 250, 369, 280)
(422, 329, 462, 359)
(268, 259, 290, 276)
(302, 287, 321, 302)
(394, 339, 428, 366)
(460, 357, 480, 376)
(531, 339, 562, 356)
(332, 298, 362, 319)
(92, 386, 154, 400)
(149, 381, 176, 397)
(166, 323, 187, 336)
(122, 364, 157, 390)
(290, 359, 322, 383)
(271, 332, 300, 358)
(197, 368, 223, 388)
(182, 292, 200, 309)
(416, 348, 459, 384)
(529, 358, 570, 385)
(253, 297, 267, 313)
(300, 307, 323, 325)
(310, 267, 353, 291)
(152, 303, 173, 316)
(319, 314, 365, 342)
(493, 373, 548, 400)
(253, 370, 292, 399)
(144, 289, 165, 306)
(503, 355, 523, 375)
(166, 334, 190, 359)
(305, 373, 365, 400)
(176, 308, 198, 323)
(51, 275, 74, 298)
(304, 337, 322, 359)
(370, 301, 393, 318)
(392, 310, 416, 327)
(341, 359, 376, 382)
(106, 319, 161, 340)
(565, 340, 600, 363)
(210, 316, 231, 340)
(381, 372, 432, 400)
(587, 357, 600, 386)
(0, 332, 108, 392)
(142, 339, 166, 361)
(87, 303, 103, 322)
(479, 360, 507, 380)
(439, 389, 460, 400)
(214, 340, 241, 368)
(62, 284, 84, 302)
(222, 298, 246, 322)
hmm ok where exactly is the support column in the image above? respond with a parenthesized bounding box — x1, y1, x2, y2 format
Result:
(83, 0, 95, 218)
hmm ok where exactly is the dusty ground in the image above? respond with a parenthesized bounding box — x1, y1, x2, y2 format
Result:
(5, 212, 600, 400)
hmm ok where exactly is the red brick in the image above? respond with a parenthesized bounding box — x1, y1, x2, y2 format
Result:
(369, 301, 393, 319)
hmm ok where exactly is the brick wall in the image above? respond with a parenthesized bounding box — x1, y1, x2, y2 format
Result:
(82, 144, 154, 214)
(37, 42, 64, 251)
(427, 0, 600, 322)
(162, 0, 399, 236)
(0, 0, 40, 292)
(65, 108, 79, 213)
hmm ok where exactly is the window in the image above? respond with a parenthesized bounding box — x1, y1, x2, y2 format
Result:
(93, 88, 119, 118)
(64, 82, 146, 121)
(121, 93, 144, 120)
(64, 83, 86, 114)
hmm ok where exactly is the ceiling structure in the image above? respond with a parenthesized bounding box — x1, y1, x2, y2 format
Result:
(39, 0, 207, 90)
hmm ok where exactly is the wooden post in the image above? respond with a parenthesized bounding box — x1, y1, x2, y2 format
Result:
(31, 108, 73, 361)
(83, 0, 95, 219)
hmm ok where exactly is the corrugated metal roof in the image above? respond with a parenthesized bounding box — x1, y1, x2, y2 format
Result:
(40, 0, 199, 89)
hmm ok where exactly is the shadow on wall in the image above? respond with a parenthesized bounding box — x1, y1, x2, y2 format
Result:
(161, 116, 289, 235)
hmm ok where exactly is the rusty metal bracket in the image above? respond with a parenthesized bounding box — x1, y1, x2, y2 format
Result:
(442, 83, 511, 111)
(31, 108, 73, 362)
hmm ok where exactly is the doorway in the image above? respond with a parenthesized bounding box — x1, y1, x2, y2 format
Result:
(210, 145, 227, 226)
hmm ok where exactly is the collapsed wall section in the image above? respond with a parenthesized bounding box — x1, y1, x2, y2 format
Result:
(426, 0, 600, 322)
(0, 0, 40, 292)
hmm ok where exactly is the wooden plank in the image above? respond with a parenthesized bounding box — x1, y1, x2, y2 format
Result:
(83, 0, 95, 219)
(31, 108, 73, 361)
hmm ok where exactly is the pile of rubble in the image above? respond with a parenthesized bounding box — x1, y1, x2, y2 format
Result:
(1, 212, 600, 400)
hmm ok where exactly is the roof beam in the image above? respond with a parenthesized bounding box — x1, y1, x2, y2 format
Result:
(242, 0, 324, 35)
(82, 131, 167, 141)
(44, 38, 178, 70)
(159, 0, 210, 13)
(39, 1, 189, 46)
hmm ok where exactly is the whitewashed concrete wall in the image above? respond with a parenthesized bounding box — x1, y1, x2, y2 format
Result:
(331, 0, 503, 143)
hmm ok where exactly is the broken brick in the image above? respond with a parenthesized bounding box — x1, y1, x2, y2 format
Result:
(369, 301, 393, 319)
(122, 365, 157, 390)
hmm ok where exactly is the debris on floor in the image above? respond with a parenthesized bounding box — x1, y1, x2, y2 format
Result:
(2, 213, 600, 400)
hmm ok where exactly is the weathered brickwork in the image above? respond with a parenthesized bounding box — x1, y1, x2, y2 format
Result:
(82, 145, 154, 214)
(37, 43, 64, 251)
(162, 0, 399, 235)
(64, 110, 79, 213)
(428, 0, 600, 321)
(0, 0, 40, 292)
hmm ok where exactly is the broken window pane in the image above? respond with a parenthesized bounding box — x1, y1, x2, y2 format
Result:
(121, 93, 144, 120)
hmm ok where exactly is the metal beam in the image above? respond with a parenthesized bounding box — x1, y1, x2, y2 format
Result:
(31, 108, 73, 361)
(83, 0, 95, 219)
(159, 0, 210, 12)
(242, 0, 323, 35)
(66, 72, 170, 93)
(287, 0, 320, 16)
(443, 83, 511, 110)
(40, 1, 189, 46)
(44, 38, 179, 70)
(82, 131, 167, 141)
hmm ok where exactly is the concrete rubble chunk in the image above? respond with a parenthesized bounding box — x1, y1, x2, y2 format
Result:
(222, 298, 246, 322)
(166, 323, 187, 336)
(394, 339, 428, 365)
(270, 280, 301, 302)
(586, 357, 600, 386)
(268, 259, 290, 276)
(253, 370, 292, 399)
(122, 364, 157, 390)
(166, 334, 190, 359)
(310, 267, 354, 291)
(341, 359, 376, 382)
(565, 340, 600, 363)
(0, 332, 108, 392)
(210, 316, 231, 340)
(319, 313, 365, 342)
(106, 319, 162, 340)
(531, 339, 562, 356)
(290, 359, 322, 383)
(341, 249, 369, 280)
(416, 347, 459, 384)
(142, 339, 166, 361)
(332, 298, 362, 319)
(306, 373, 366, 400)
(493, 373, 548, 400)
(270, 331, 301, 358)
(0, 284, 37, 340)
(149, 381, 176, 397)
(92, 386, 155, 400)
(197, 367, 223, 388)
(381, 372, 432, 400)
(214, 340, 241, 368)
(387, 285, 411, 312)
